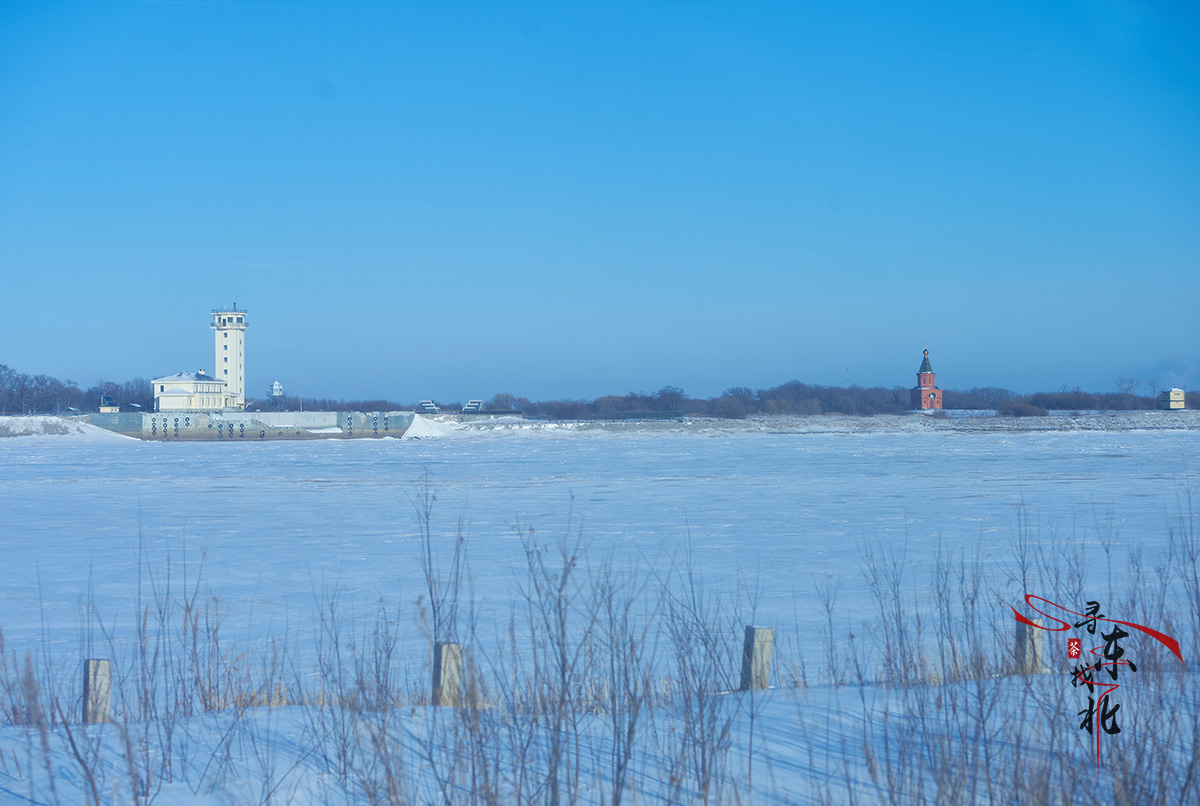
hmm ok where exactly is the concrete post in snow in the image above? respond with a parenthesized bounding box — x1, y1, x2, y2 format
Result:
(433, 642, 462, 707)
(1015, 618, 1045, 675)
(83, 659, 111, 723)
(740, 626, 773, 691)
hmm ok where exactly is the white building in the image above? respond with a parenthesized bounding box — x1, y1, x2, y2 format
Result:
(152, 371, 228, 412)
(1159, 388, 1186, 410)
(211, 307, 249, 409)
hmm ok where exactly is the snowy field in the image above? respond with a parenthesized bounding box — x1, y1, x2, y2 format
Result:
(0, 413, 1197, 804)
(1, 413, 1196, 648)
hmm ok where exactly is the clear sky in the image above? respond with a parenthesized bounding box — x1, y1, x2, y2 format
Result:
(2, 0, 1197, 402)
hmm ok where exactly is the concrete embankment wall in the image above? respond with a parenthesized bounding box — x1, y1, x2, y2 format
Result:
(86, 411, 414, 441)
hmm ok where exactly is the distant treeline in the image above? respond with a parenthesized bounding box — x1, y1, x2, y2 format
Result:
(2, 362, 1194, 418)
(491, 382, 1193, 420)
(0, 363, 152, 415)
(264, 382, 1196, 420)
(264, 395, 409, 413)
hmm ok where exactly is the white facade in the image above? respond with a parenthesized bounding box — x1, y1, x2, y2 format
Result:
(153, 371, 228, 411)
(211, 308, 249, 409)
(1160, 388, 1186, 410)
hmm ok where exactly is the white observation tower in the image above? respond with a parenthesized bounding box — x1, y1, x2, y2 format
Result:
(211, 306, 248, 409)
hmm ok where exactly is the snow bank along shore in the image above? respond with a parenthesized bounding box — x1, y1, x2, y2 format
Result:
(4, 408, 1196, 441)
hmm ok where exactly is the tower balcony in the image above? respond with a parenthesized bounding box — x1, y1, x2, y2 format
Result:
(211, 309, 249, 329)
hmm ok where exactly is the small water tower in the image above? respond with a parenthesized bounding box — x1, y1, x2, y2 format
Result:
(269, 380, 285, 411)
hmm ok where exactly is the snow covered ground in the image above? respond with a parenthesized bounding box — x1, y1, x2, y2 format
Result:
(0, 413, 1197, 804)
(3, 412, 1194, 645)
(0, 416, 137, 441)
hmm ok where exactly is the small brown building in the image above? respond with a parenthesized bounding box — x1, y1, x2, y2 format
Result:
(911, 349, 943, 410)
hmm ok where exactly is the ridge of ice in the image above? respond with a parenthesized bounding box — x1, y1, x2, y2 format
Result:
(402, 414, 461, 439)
(0, 415, 136, 441)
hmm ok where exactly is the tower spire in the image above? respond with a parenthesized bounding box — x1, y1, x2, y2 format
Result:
(918, 349, 933, 374)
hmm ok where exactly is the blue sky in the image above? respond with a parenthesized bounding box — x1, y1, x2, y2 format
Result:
(2, 0, 1197, 402)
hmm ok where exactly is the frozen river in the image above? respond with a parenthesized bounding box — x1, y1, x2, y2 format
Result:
(1, 418, 1197, 658)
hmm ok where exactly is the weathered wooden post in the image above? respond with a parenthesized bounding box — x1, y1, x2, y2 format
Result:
(432, 642, 462, 707)
(82, 659, 111, 723)
(1015, 618, 1045, 675)
(740, 626, 773, 691)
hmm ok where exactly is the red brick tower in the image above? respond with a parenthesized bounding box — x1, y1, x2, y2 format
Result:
(911, 349, 943, 410)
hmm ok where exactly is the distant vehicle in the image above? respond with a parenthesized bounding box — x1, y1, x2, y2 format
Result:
(462, 400, 483, 413)
(418, 400, 440, 414)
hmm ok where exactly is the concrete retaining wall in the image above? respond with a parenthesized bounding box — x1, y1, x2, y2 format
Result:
(87, 411, 414, 441)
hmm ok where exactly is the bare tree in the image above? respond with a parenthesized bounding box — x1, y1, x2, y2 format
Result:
(486, 393, 519, 411)
(413, 472, 465, 647)
(654, 386, 686, 411)
(1115, 377, 1142, 410)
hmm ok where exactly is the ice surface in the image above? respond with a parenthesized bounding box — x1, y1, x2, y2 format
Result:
(1, 415, 1195, 651)
(0, 414, 1196, 804)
